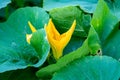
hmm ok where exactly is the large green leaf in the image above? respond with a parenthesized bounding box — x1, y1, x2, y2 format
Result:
(0, 68, 38, 80)
(49, 6, 91, 37)
(102, 28, 120, 59)
(105, 0, 120, 20)
(63, 36, 85, 55)
(0, 0, 11, 9)
(0, 7, 50, 73)
(91, 0, 120, 59)
(43, 0, 98, 13)
(52, 56, 120, 80)
(91, 0, 118, 42)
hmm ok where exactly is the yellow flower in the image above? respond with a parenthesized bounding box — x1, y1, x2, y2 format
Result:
(26, 21, 36, 44)
(45, 19, 76, 60)
(26, 19, 76, 60)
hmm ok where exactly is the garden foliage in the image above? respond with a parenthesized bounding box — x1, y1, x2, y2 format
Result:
(0, 0, 120, 80)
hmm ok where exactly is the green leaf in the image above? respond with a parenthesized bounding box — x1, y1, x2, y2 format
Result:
(105, 0, 120, 20)
(63, 36, 85, 55)
(87, 26, 101, 54)
(49, 6, 91, 37)
(102, 25, 120, 59)
(0, 7, 50, 73)
(91, 0, 118, 42)
(52, 56, 120, 80)
(0, 68, 38, 80)
(36, 26, 100, 79)
(43, 0, 98, 13)
(91, 0, 120, 59)
(30, 29, 50, 67)
(0, 0, 11, 9)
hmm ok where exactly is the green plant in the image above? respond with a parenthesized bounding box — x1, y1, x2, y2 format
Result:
(0, 0, 120, 80)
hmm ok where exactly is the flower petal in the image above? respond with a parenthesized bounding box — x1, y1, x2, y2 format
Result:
(28, 21, 36, 32)
(45, 19, 60, 47)
(49, 19, 61, 40)
(26, 34, 32, 44)
(60, 20, 76, 48)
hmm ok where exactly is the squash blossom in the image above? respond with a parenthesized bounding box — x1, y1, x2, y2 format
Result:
(26, 21, 36, 44)
(45, 19, 76, 60)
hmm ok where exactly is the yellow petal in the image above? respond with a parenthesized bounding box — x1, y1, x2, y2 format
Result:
(54, 20, 76, 59)
(48, 19, 60, 40)
(51, 46, 63, 60)
(66, 20, 76, 36)
(28, 21, 36, 32)
(26, 34, 32, 44)
(60, 20, 76, 48)
(45, 19, 60, 47)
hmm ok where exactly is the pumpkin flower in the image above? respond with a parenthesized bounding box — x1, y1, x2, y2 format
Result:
(45, 19, 76, 60)
(26, 21, 36, 44)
